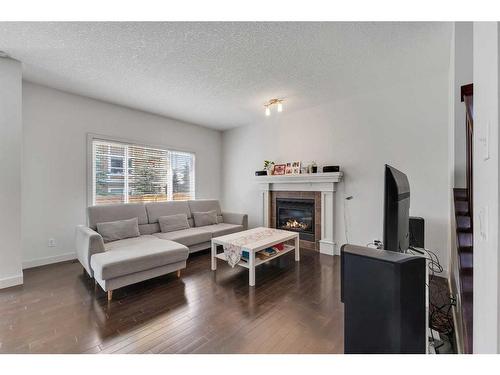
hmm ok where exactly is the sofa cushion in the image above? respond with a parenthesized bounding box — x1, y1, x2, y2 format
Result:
(91, 237, 188, 280)
(159, 214, 190, 233)
(153, 227, 212, 247)
(192, 210, 218, 227)
(145, 201, 191, 224)
(96, 217, 140, 243)
(200, 223, 244, 238)
(188, 200, 223, 223)
(88, 203, 148, 230)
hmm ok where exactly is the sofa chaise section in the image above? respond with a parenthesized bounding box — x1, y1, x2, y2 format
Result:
(91, 235, 188, 299)
(76, 203, 189, 301)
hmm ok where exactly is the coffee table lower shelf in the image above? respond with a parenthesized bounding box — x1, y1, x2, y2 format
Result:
(214, 244, 295, 268)
(210, 228, 300, 286)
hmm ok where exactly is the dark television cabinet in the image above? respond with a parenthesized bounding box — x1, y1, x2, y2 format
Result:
(341, 244, 427, 354)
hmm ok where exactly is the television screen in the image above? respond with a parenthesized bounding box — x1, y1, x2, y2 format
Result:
(383, 164, 410, 252)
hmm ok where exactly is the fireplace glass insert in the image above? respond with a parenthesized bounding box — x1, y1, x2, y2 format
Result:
(276, 198, 315, 242)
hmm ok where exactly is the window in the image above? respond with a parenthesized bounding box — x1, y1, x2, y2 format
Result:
(91, 138, 195, 205)
(110, 157, 124, 175)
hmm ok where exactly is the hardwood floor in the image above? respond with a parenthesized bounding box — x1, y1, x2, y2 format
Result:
(0, 248, 343, 354)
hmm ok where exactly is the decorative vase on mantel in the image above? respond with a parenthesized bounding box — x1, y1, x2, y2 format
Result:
(311, 161, 318, 173)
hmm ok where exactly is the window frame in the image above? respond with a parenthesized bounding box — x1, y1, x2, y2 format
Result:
(87, 133, 196, 207)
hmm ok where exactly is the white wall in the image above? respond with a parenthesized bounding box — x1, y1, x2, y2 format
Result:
(22, 82, 222, 268)
(222, 73, 451, 272)
(0, 58, 23, 288)
(453, 22, 473, 188)
(473, 22, 500, 354)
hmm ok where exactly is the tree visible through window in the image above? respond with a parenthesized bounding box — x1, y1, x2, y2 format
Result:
(172, 151, 194, 201)
(92, 139, 195, 205)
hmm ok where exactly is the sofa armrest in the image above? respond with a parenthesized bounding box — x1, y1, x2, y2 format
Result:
(75, 225, 105, 277)
(222, 212, 248, 230)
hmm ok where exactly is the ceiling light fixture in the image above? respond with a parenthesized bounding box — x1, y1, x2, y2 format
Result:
(264, 98, 284, 116)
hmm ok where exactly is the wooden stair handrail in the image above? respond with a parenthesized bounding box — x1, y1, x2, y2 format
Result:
(461, 84, 474, 222)
(461, 83, 473, 102)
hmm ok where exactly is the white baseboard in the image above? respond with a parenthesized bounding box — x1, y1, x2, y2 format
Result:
(319, 240, 338, 256)
(23, 252, 77, 269)
(0, 273, 23, 289)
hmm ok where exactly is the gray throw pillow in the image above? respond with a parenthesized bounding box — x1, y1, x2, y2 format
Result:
(158, 214, 190, 233)
(96, 217, 140, 243)
(192, 210, 218, 227)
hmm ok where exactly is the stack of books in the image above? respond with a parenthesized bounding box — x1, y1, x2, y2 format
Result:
(256, 248, 278, 260)
(257, 242, 285, 260)
(240, 243, 286, 262)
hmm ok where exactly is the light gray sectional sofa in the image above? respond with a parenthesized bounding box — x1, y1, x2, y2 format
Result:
(75, 199, 247, 301)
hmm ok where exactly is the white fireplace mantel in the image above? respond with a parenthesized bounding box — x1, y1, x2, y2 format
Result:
(256, 172, 343, 256)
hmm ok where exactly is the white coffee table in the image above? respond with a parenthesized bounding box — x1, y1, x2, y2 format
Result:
(211, 227, 300, 286)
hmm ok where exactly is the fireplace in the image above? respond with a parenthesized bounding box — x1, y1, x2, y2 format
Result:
(276, 198, 315, 242)
(260, 173, 343, 254)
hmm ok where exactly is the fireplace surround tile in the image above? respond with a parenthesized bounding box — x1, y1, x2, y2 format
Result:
(270, 191, 321, 251)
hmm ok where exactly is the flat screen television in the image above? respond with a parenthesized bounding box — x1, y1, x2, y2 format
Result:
(383, 164, 410, 253)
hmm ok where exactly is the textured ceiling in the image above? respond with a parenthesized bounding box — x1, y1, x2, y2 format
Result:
(0, 22, 451, 130)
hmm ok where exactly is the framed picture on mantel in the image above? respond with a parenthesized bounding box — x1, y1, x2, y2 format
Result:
(273, 164, 286, 175)
(285, 161, 301, 175)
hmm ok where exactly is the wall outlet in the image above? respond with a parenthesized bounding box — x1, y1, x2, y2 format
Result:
(48, 238, 56, 247)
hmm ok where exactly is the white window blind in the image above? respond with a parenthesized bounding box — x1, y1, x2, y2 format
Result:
(92, 139, 195, 205)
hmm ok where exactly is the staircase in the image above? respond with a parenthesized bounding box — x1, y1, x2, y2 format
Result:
(453, 188, 473, 353)
(453, 83, 473, 353)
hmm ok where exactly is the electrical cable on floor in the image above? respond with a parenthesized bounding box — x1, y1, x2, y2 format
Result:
(371, 240, 455, 351)
(409, 245, 455, 351)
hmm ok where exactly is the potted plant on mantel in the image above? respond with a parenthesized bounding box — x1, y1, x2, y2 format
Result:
(264, 160, 275, 175)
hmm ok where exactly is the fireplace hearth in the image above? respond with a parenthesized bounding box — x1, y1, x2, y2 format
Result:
(276, 198, 315, 242)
